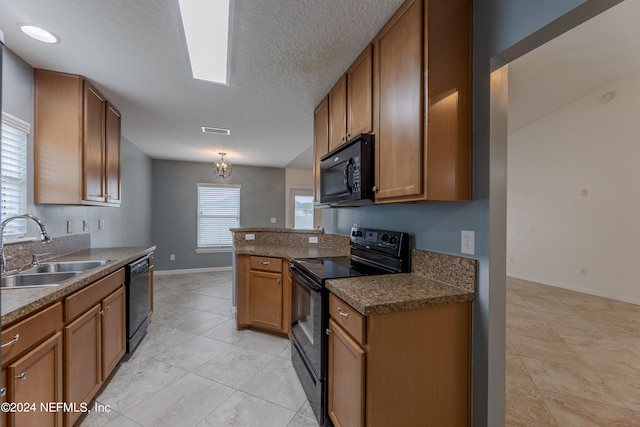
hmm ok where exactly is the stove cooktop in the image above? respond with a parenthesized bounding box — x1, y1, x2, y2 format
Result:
(291, 256, 389, 283)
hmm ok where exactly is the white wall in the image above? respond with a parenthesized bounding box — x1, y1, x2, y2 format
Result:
(507, 75, 640, 304)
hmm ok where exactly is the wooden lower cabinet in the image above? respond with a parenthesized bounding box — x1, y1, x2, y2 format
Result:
(8, 332, 64, 427)
(328, 318, 365, 427)
(236, 255, 291, 336)
(249, 271, 283, 331)
(101, 286, 126, 379)
(328, 293, 472, 427)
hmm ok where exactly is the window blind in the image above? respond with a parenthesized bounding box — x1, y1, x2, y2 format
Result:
(197, 183, 240, 247)
(1, 114, 30, 237)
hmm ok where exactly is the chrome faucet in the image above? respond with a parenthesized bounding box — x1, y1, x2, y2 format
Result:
(1, 214, 52, 274)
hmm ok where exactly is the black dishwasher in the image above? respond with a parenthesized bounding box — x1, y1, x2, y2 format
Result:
(125, 255, 151, 355)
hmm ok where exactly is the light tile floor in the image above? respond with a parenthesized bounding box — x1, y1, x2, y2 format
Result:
(80, 271, 317, 427)
(80, 272, 640, 426)
(506, 276, 640, 426)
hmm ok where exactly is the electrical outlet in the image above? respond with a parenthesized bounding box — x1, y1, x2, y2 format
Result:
(309, 236, 318, 244)
(66, 220, 73, 234)
(245, 233, 255, 240)
(461, 230, 475, 255)
(270, 217, 277, 224)
(170, 254, 175, 261)
(98, 219, 105, 230)
(83, 220, 89, 232)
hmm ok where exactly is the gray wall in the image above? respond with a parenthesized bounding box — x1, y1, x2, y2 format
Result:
(2, 47, 153, 248)
(152, 159, 285, 270)
(324, 1, 623, 425)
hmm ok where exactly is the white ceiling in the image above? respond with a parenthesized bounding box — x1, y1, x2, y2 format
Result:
(2, 1, 638, 165)
(0, 0, 404, 168)
(509, 0, 640, 134)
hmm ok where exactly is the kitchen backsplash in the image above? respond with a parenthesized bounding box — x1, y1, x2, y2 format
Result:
(411, 249, 477, 293)
(3, 234, 91, 272)
(231, 228, 350, 252)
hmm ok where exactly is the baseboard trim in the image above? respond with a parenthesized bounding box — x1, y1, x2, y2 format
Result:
(155, 266, 232, 276)
(507, 273, 640, 305)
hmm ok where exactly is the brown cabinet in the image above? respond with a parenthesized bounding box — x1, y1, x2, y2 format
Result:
(64, 269, 126, 427)
(1, 302, 64, 427)
(374, 0, 472, 203)
(313, 96, 329, 204)
(34, 69, 122, 206)
(236, 255, 291, 336)
(328, 46, 374, 152)
(327, 293, 472, 426)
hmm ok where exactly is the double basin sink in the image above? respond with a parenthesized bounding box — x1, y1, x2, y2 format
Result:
(1, 259, 113, 289)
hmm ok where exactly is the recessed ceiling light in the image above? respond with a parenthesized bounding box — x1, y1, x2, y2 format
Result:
(179, 0, 232, 85)
(20, 24, 60, 44)
(202, 126, 231, 135)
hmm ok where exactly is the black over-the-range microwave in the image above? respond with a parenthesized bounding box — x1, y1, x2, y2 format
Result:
(320, 133, 374, 206)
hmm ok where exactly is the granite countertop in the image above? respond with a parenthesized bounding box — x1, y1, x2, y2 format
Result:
(326, 273, 476, 316)
(1, 246, 155, 325)
(234, 244, 347, 262)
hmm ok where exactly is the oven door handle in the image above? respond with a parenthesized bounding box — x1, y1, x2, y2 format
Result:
(290, 264, 323, 292)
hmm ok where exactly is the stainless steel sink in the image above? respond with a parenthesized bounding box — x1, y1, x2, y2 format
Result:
(1, 272, 82, 288)
(19, 259, 113, 274)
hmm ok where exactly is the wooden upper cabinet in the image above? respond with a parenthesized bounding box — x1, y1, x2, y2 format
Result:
(105, 103, 122, 204)
(374, 0, 472, 203)
(375, 0, 424, 202)
(347, 45, 373, 138)
(83, 82, 106, 203)
(313, 96, 329, 204)
(34, 69, 122, 206)
(328, 75, 348, 151)
(327, 45, 374, 153)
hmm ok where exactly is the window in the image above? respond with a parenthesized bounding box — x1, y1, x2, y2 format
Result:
(196, 183, 240, 250)
(1, 113, 30, 238)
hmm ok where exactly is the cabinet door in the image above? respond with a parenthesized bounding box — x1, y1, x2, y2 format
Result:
(2, 369, 7, 427)
(249, 271, 283, 331)
(64, 304, 102, 427)
(8, 332, 63, 427)
(101, 286, 126, 380)
(84, 82, 106, 203)
(375, 0, 424, 202)
(328, 75, 348, 151)
(105, 102, 122, 205)
(347, 45, 373, 138)
(313, 96, 329, 204)
(328, 318, 365, 427)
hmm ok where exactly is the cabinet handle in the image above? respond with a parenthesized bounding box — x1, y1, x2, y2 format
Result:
(15, 372, 27, 381)
(261, 261, 271, 265)
(99, 310, 105, 316)
(347, 133, 351, 139)
(1, 334, 19, 348)
(1, 387, 6, 397)
(106, 305, 111, 311)
(326, 328, 332, 335)
(337, 308, 349, 318)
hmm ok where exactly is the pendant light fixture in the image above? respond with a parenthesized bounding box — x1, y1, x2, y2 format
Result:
(212, 152, 232, 178)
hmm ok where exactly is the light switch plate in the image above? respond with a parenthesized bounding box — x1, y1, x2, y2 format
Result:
(270, 217, 277, 224)
(66, 220, 73, 234)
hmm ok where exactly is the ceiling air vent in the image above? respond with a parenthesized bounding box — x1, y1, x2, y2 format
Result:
(202, 126, 231, 135)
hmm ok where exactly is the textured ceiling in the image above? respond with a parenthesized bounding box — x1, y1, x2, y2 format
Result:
(509, 0, 640, 134)
(0, 0, 404, 168)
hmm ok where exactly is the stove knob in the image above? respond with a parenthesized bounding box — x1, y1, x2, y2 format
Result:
(389, 236, 397, 244)
(381, 234, 389, 242)
(351, 230, 357, 237)
(356, 230, 363, 237)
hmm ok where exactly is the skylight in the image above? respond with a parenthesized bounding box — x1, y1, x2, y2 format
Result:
(178, 0, 231, 85)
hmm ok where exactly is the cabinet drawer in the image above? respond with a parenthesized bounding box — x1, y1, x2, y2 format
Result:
(2, 302, 63, 366)
(250, 256, 282, 273)
(65, 268, 125, 322)
(329, 293, 365, 346)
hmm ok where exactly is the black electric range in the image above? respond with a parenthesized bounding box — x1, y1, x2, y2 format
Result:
(289, 227, 409, 426)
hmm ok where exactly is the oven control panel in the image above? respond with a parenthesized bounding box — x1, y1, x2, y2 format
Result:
(350, 227, 407, 253)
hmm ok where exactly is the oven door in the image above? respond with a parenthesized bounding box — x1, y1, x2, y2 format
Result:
(290, 265, 323, 378)
(290, 264, 328, 425)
